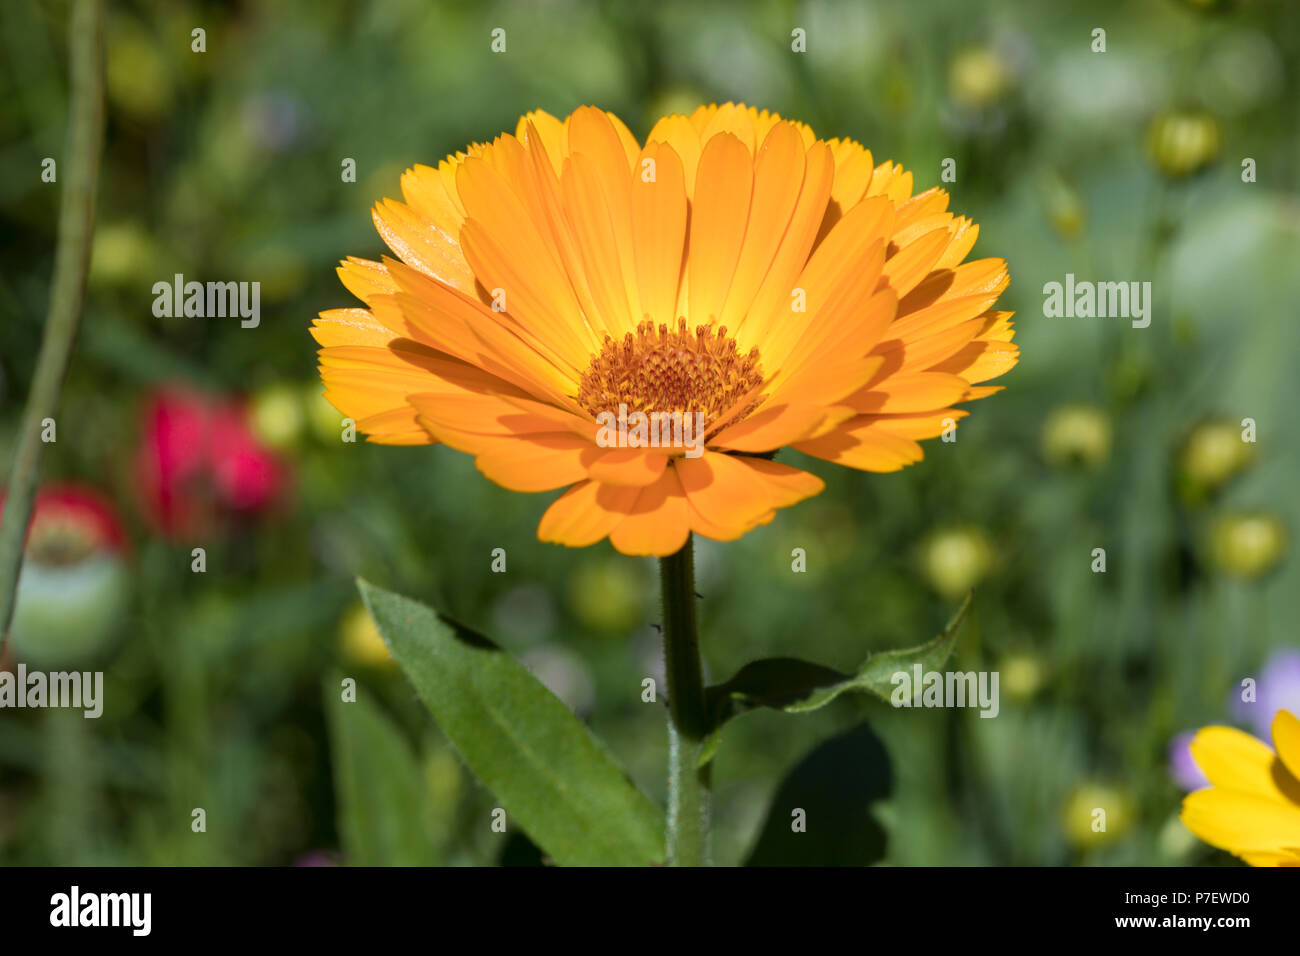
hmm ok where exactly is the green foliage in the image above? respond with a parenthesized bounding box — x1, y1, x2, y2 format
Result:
(745, 724, 892, 867)
(359, 580, 664, 866)
(699, 595, 971, 765)
(324, 673, 435, 866)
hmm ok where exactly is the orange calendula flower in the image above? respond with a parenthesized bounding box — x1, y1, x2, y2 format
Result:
(312, 104, 1017, 556)
(1181, 710, 1300, 866)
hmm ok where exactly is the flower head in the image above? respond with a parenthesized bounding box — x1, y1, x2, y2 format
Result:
(135, 386, 287, 539)
(1181, 710, 1300, 866)
(313, 104, 1016, 555)
(2, 484, 130, 667)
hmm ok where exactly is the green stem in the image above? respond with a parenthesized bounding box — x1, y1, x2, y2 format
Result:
(660, 533, 711, 865)
(0, 0, 104, 653)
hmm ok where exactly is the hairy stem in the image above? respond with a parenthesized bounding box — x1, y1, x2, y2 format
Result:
(660, 534, 711, 865)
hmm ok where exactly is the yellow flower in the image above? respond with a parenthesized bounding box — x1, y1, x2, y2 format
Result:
(312, 104, 1016, 555)
(1180, 710, 1300, 866)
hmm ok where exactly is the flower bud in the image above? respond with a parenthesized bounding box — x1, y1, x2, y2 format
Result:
(5, 485, 130, 668)
(920, 525, 994, 599)
(1208, 512, 1286, 580)
(999, 652, 1047, 702)
(250, 383, 306, 451)
(1146, 110, 1221, 179)
(1040, 170, 1086, 241)
(949, 47, 1011, 109)
(1042, 404, 1111, 469)
(89, 221, 157, 288)
(1063, 782, 1135, 849)
(1179, 420, 1255, 498)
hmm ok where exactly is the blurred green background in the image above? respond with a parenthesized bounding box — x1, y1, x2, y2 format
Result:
(2, 0, 1298, 866)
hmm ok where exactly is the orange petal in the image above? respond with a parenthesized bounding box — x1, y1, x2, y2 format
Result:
(717, 123, 806, 329)
(471, 433, 593, 492)
(607, 466, 692, 556)
(867, 407, 969, 439)
(311, 308, 399, 349)
(794, 418, 926, 472)
(676, 453, 822, 538)
(847, 372, 972, 414)
(566, 107, 642, 329)
(736, 141, 834, 348)
(457, 153, 594, 368)
(631, 141, 688, 326)
(711, 403, 842, 452)
(645, 113, 703, 188)
(688, 132, 754, 324)
(337, 257, 399, 304)
(371, 198, 476, 294)
(584, 447, 671, 486)
(883, 228, 952, 299)
(539, 480, 639, 548)
(873, 316, 987, 374)
(765, 196, 892, 368)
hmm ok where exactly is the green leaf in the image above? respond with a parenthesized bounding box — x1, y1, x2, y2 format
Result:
(324, 674, 436, 866)
(358, 579, 664, 866)
(744, 722, 893, 866)
(700, 593, 972, 763)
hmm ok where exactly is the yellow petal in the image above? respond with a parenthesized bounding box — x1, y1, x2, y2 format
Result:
(1181, 788, 1300, 856)
(1189, 725, 1300, 803)
(1273, 710, 1300, 784)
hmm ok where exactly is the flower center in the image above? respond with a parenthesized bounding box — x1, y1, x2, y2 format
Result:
(577, 319, 765, 434)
